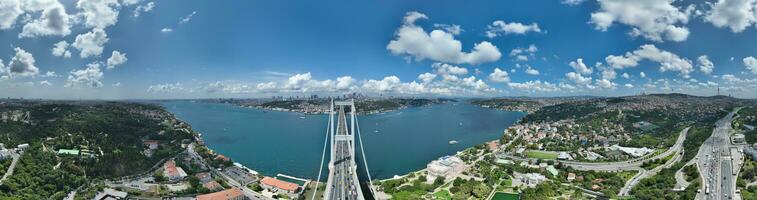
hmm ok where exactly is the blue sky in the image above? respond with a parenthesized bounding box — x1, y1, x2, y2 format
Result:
(0, 0, 756, 99)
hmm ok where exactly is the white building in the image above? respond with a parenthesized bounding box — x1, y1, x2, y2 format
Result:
(557, 152, 573, 160)
(426, 156, 464, 179)
(17, 144, 29, 151)
(518, 173, 546, 188)
(610, 145, 653, 157)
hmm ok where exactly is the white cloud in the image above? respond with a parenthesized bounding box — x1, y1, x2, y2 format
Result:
(488, 68, 510, 83)
(120, 0, 139, 6)
(418, 72, 436, 84)
(256, 82, 277, 91)
(433, 24, 462, 35)
(51, 41, 71, 58)
(148, 83, 186, 93)
(335, 76, 355, 90)
(744, 56, 757, 74)
(624, 83, 634, 88)
(622, 72, 630, 79)
(509, 44, 537, 57)
(106, 50, 127, 69)
(432, 63, 468, 75)
(65, 62, 103, 88)
(39, 80, 52, 86)
(562, 0, 587, 6)
(697, 55, 714, 74)
(7, 47, 39, 77)
(640, 71, 646, 78)
(132, 1, 154, 18)
(179, 11, 196, 24)
(524, 66, 540, 75)
(605, 44, 693, 77)
(362, 76, 401, 93)
(202, 81, 258, 94)
(41, 71, 58, 77)
(601, 68, 617, 80)
(596, 78, 617, 89)
(386, 11, 501, 65)
(485, 20, 542, 38)
(284, 72, 313, 90)
(704, 0, 757, 33)
(569, 58, 592, 75)
(19, 0, 71, 38)
(566, 72, 593, 85)
(73, 28, 109, 58)
(508, 80, 558, 92)
(160, 28, 172, 33)
(0, 0, 23, 30)
(77, 0, 120, 29)
(590, 0, 692, 42)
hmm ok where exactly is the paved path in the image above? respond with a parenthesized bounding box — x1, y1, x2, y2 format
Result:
(674, 159, 697, 191)
(0, 153, 20, 185)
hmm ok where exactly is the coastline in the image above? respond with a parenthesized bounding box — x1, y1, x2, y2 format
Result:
(172, 101, 522, 183)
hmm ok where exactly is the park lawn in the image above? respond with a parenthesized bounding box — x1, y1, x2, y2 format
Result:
(500, 178, 513, 188)
(526, 150, 559, 160)
(433, 190, 451, 200)
(491, 192, 520, 200)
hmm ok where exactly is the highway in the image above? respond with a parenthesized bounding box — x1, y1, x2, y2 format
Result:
(619, 128, 687, 196)
(566, 127, 689, 171)
(326, 105, 361, 200)
(695, 109, 739, 200)
(496, 126, 691, 172)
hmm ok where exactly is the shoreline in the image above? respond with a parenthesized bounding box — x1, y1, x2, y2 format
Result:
(176, 101, 523, 183)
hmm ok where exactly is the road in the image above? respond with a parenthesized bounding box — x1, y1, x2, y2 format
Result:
(566, 127, 690, 171)
(619, 128, 687, 196)
(498, 125, 691, 172)
(695, 109, 739, 200)
(326, 105, 360, 200)
(674, 159, 698, 190)
(0, 152, 20, 185)
(186, 143, 271, 200)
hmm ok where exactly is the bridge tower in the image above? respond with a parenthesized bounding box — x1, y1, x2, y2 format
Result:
(322, 99, 365, 200)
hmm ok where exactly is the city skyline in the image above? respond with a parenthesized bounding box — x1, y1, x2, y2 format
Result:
(1, 0, 757, 99)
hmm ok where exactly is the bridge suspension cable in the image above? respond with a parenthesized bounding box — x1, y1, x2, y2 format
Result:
(354, 113, 377, 198)
(311, 107, 332, 200)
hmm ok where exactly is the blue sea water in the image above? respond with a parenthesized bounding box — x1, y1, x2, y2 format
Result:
(162, 101, 525, 180)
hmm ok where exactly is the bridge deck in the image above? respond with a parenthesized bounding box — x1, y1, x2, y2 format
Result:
(324, 104, 364, 200)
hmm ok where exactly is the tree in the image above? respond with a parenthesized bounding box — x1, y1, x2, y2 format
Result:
(434, 176, 445, 186)
(249, 183, 263, 192)
(572, 189, 583, 198)
(418, 175, 427, 182)
(472, 184, 490, 198)
(154, 170, 167, 182)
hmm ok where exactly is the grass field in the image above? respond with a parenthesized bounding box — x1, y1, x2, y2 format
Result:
(491, 192, 520, 200)
(502, 178, 512, 187)
(525, 150, 559, 160)
(433, 190, 451, 200)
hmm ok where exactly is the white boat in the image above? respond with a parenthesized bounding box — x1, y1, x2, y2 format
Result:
(299, 116, 305, 119)
(449, 140, 459, 144)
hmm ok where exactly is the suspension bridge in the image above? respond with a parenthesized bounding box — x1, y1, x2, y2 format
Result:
(311, 99, 377, 200)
